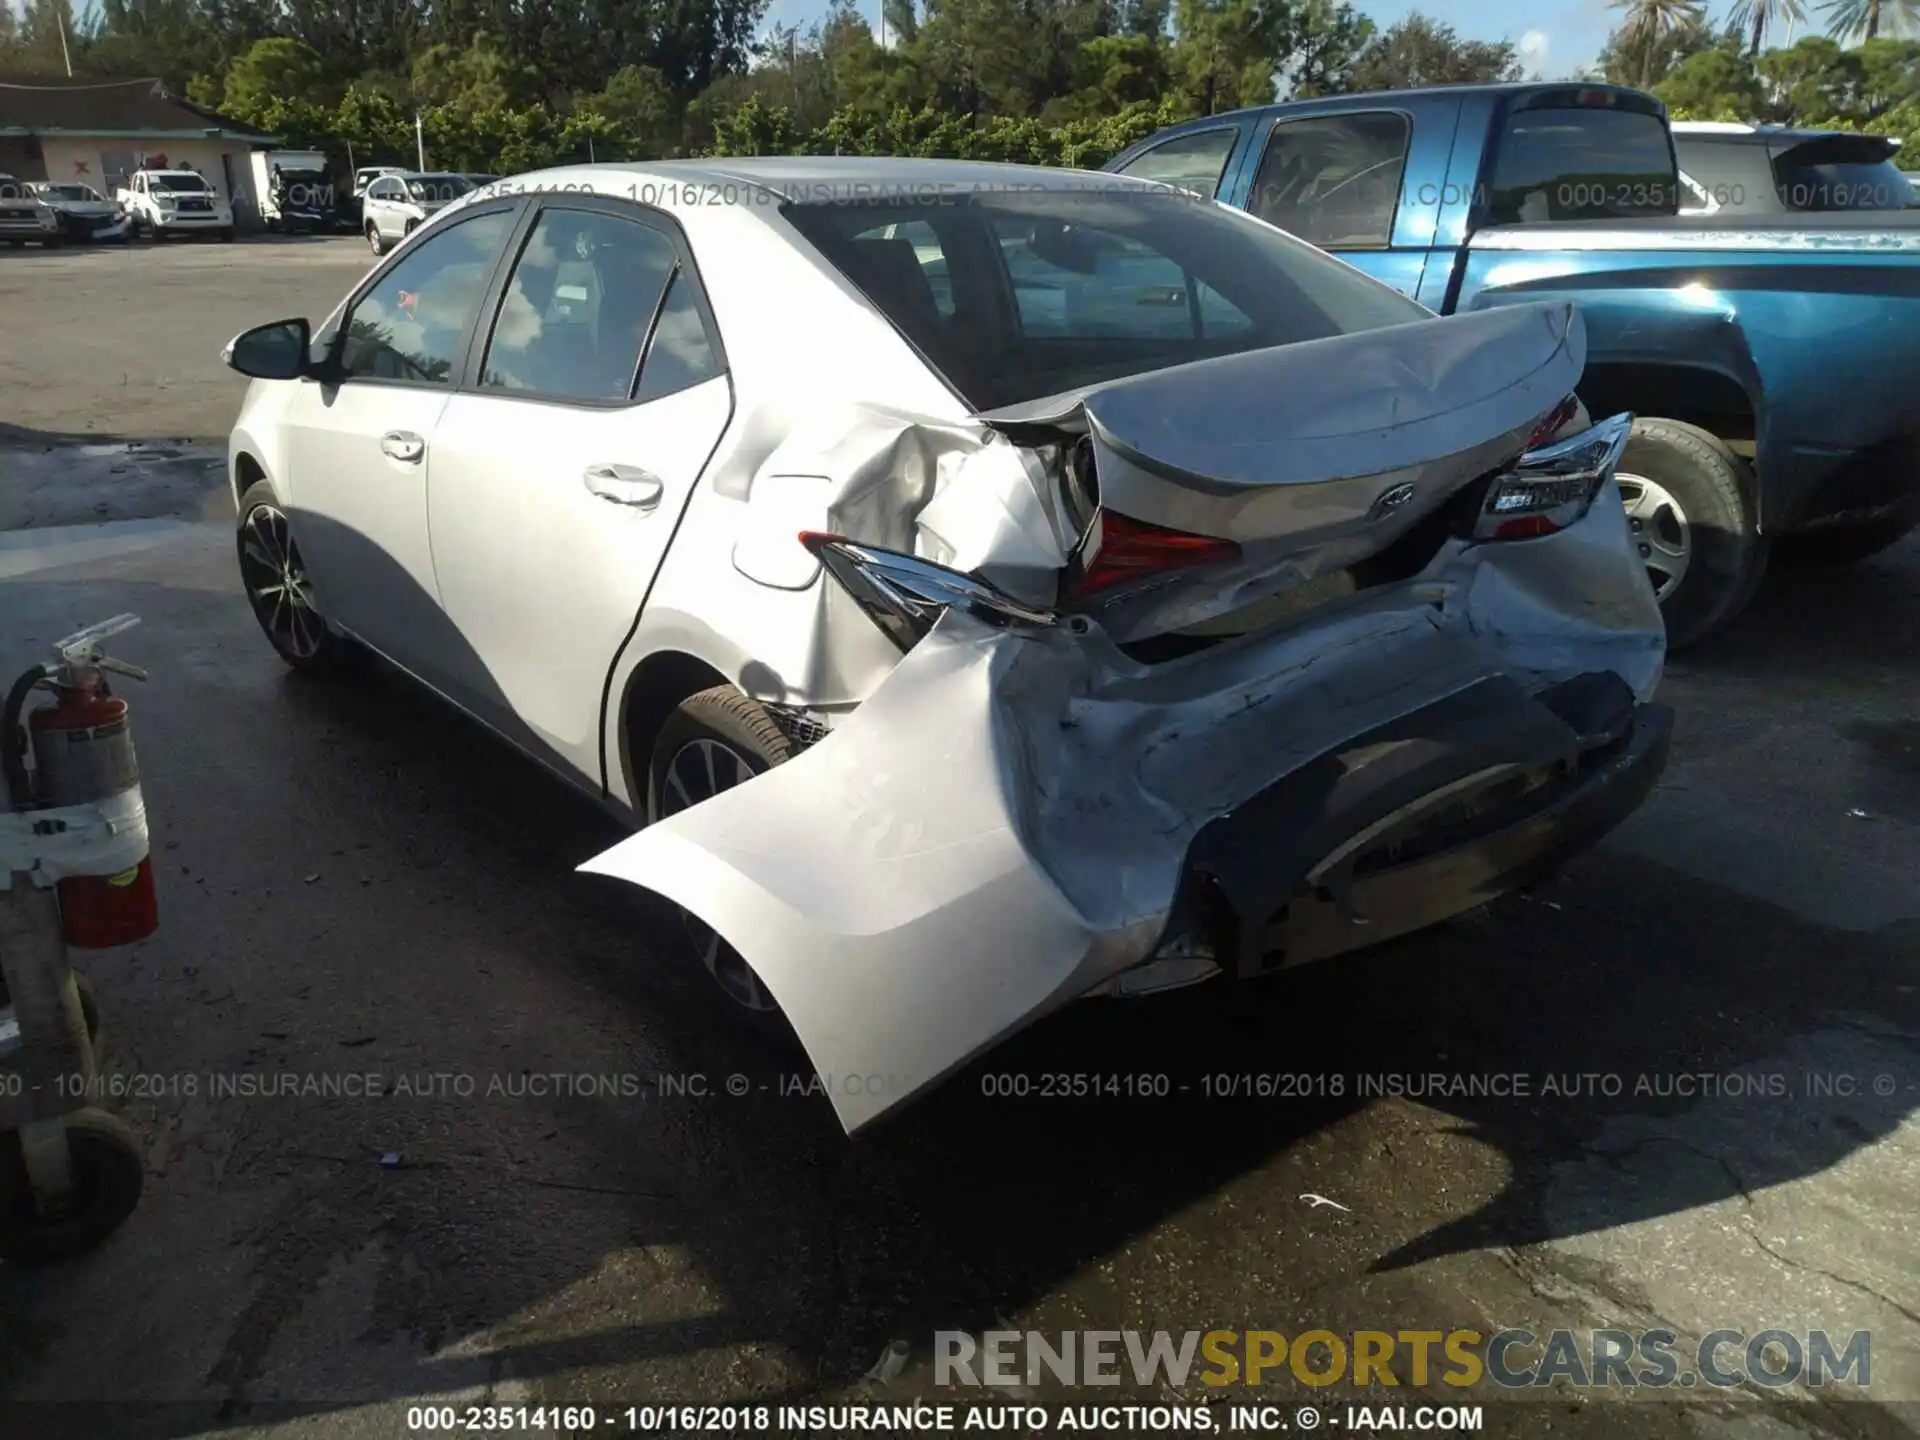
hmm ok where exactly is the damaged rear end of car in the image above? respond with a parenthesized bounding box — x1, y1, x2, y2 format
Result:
(583, 282, 1670, 1135)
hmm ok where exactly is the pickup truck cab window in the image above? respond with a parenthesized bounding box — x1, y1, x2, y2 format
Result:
(1248, 112, 1410, 250)
(1484, 105, 1678, 224)
(1113, 128, 1240, 200)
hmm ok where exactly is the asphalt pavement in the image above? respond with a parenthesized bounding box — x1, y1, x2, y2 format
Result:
(0, 240, 1916, 1440)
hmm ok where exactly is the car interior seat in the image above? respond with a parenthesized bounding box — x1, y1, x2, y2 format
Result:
(843, 237, 942, 340)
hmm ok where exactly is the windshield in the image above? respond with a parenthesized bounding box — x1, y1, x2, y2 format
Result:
(152, 174, 212, 193)
(39, 184, 102, 202)
(782, 188, 1429, 412)
(407, 175, 473, 203)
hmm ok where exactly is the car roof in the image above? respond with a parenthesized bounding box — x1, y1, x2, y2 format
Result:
(492, 156, 1165, 200)
(1674, 122, 1897, 147)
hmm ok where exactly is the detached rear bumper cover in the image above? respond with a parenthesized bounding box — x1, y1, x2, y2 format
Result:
(581, 479, 1666, 1135)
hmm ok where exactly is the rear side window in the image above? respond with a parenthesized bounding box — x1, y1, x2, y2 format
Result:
(1485, 104, 1679, 224)
(1115, 128, 1240, 200)
(1772, 138, 1915, 211)
(1248, 112, 1410, 249)
(481, 208, 679, 401)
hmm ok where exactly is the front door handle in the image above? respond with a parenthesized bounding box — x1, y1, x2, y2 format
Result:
(584, 464, 664, 511)
(381, 430, 425, 463)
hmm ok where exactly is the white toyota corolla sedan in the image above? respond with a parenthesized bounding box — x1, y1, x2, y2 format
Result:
(224, 157, 1670, 1133)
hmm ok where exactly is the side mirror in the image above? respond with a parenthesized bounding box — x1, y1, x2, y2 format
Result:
(223, 318, 311, 380)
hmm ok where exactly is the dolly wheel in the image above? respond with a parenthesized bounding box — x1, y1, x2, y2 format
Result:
(0, 1108, 145, 1265)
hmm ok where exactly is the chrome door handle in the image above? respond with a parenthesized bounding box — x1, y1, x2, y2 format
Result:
(583, 464, 664, 511)
(380, 431, 425, 463)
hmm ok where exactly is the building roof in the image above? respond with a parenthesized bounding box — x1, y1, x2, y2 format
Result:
(0, 77, 277, 142)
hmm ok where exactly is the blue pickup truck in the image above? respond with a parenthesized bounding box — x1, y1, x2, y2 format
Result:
(1107, 83, 1920, 647)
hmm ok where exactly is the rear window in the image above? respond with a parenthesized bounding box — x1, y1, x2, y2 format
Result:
(1485, 103, 1679, 224)
(1772, 138, 1914, 211)
(783, 189, 1428, 412)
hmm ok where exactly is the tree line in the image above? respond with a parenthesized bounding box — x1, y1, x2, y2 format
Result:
(0, 0, 1914, 172)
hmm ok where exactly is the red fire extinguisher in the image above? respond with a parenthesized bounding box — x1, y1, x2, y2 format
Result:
(2, 615, 158, 948)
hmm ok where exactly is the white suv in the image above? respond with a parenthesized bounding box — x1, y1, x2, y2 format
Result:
(361, 172, 475, 254)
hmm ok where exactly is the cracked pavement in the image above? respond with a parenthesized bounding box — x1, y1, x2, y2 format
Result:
(0, 240, 1916, 1440)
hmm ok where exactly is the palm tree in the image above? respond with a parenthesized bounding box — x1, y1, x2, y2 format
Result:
(1822, 0, 1919, 40)
(1610, 0, 1707, 87)
(1730, 0, 1808, 52)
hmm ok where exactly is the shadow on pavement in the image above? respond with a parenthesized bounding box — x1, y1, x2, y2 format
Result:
(0, 519, 1914, 1433)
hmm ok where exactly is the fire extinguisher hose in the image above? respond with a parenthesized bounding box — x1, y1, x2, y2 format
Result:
(2, 664, 47, 810)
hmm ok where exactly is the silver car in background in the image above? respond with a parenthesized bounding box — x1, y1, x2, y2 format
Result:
(223, 159, 1670, 1134)
(361, 171, 476, 255)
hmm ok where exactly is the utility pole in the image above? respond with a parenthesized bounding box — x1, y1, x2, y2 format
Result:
(57, 2, 74, 78)
(415, 113, 426, 171)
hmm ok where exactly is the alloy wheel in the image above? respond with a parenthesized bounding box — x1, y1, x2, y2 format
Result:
(238, 504, 327, 660)
(656, 738, 780, 1013)
(1616, 472, 1692, 603)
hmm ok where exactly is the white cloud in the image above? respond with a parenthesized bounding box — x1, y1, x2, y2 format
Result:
(1518, 29, 1552, 75)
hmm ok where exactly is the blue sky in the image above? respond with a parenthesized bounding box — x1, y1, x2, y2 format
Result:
(762, 0, 1765, 85)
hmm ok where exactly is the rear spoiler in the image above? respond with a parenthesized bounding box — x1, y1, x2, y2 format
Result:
(1771, 133, 1903, 167)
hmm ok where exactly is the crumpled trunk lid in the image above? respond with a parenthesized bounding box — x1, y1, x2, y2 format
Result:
(981, 301, 1586, 642)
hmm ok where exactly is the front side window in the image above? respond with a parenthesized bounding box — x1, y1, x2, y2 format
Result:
(1248, 112, 1410, 249)
(1485, 103, 1679, 224)
(481, 208, 680, 402)
(785, 189, 1427, 412)
(1115, 128, 1240, 201)
(339, 209, 514, 385)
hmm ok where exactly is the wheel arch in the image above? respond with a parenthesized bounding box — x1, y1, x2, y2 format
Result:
(1577, 360, 1759, 484)
(231, 448, 267, 510)
(614, 649, 733, 817)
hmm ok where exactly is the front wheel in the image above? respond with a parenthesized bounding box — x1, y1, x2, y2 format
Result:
(646, 687, 796, 1037)
(365, 222, 387, 256)
(1615, 419, 1768, 651)
(235, 481, 363, 677)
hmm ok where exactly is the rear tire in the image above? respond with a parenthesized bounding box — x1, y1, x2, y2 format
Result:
(1616, 418, 1768, 652)
(646, 687, 796, 1041)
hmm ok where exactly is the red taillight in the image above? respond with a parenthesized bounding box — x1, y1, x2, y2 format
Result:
(1069, 511, 1240, 597)
(1490, 513, 1562, 541)
(1525, 395, 1580, 451)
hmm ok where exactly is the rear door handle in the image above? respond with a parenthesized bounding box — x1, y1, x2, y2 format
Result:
(381, 430, 425, 463)
(584, 464, 664, 511)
